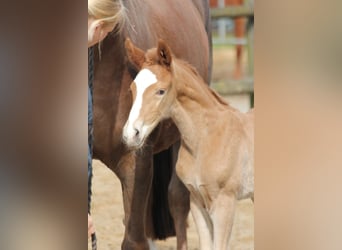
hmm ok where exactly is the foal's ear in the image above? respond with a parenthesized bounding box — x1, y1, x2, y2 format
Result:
(125, 38, 145, 70)
(157, 39, 172, 69)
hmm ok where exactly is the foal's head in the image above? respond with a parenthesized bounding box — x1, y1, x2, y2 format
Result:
(123, 39, 176, 148)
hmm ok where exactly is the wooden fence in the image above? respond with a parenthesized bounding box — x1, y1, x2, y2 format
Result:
(210, 4, 254, 97)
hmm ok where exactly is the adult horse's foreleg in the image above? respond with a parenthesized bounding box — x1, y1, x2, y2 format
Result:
(115, 149, 153, 250)
(168, 170, 190, 250)
(168, 142, 190, 250)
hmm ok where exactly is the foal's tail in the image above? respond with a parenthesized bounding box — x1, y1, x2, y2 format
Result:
(150, 147, 176, 239)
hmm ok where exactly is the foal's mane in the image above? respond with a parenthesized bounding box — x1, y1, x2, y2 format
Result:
(172, 57, 230, 107)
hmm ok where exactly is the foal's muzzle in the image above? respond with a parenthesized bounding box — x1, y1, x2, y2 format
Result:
(122, 121, 145, 148)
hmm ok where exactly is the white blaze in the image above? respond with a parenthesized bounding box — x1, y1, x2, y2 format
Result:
(124, 69, 157, 140)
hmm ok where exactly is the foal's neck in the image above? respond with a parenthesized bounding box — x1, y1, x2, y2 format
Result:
(170, 59, 235, 150)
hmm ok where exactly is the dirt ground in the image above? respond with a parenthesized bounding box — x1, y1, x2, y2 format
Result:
(89, 160, 253, 250)
(88, 47, 253, 250)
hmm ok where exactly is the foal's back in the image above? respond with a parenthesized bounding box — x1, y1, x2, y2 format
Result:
(198, 98, 254, 200)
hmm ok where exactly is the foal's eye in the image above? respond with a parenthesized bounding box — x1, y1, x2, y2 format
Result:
(156, 89, 166, 95)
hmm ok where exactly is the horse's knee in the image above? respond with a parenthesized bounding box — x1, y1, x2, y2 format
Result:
(168, 177, 190, 216)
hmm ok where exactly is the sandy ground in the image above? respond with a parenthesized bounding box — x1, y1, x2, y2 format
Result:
(89, 160, 254, 250)
(88, 47, 253, 250)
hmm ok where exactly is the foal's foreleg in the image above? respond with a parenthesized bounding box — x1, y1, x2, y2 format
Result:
(210, 193, 236, 250)
(190, 196, 213, 250)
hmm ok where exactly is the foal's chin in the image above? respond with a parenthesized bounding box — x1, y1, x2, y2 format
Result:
(122, 123, 157, 150)
(123, 136, 147, 150)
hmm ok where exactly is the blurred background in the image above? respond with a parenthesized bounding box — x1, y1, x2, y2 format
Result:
(210, 0, 254, 113)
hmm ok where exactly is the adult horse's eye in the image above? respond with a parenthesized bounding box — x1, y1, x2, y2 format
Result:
(156, 89, 165, 95)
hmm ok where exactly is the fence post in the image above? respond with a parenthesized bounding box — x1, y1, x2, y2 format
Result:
(246, 17, 254, 107)
(218, 0, 226, 42)
(247, 19, 254, 77)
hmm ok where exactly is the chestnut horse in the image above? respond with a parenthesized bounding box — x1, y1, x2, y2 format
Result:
(123, 39, 254, 250)
(91, 0, 212, 249)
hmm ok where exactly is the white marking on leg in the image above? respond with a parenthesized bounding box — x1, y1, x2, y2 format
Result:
(148, 238, 158, 250)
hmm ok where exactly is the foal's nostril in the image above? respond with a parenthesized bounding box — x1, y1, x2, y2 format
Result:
(134, 128, 140, 137)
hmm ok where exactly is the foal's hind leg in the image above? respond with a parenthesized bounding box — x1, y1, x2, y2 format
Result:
(168, 142, 190, 250)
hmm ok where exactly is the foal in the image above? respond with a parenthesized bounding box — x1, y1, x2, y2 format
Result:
(123, 39, 254, 250)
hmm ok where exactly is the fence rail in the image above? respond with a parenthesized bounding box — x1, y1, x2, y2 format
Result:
(212, 78, 254, 95)
(211, 5, 254, 19)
